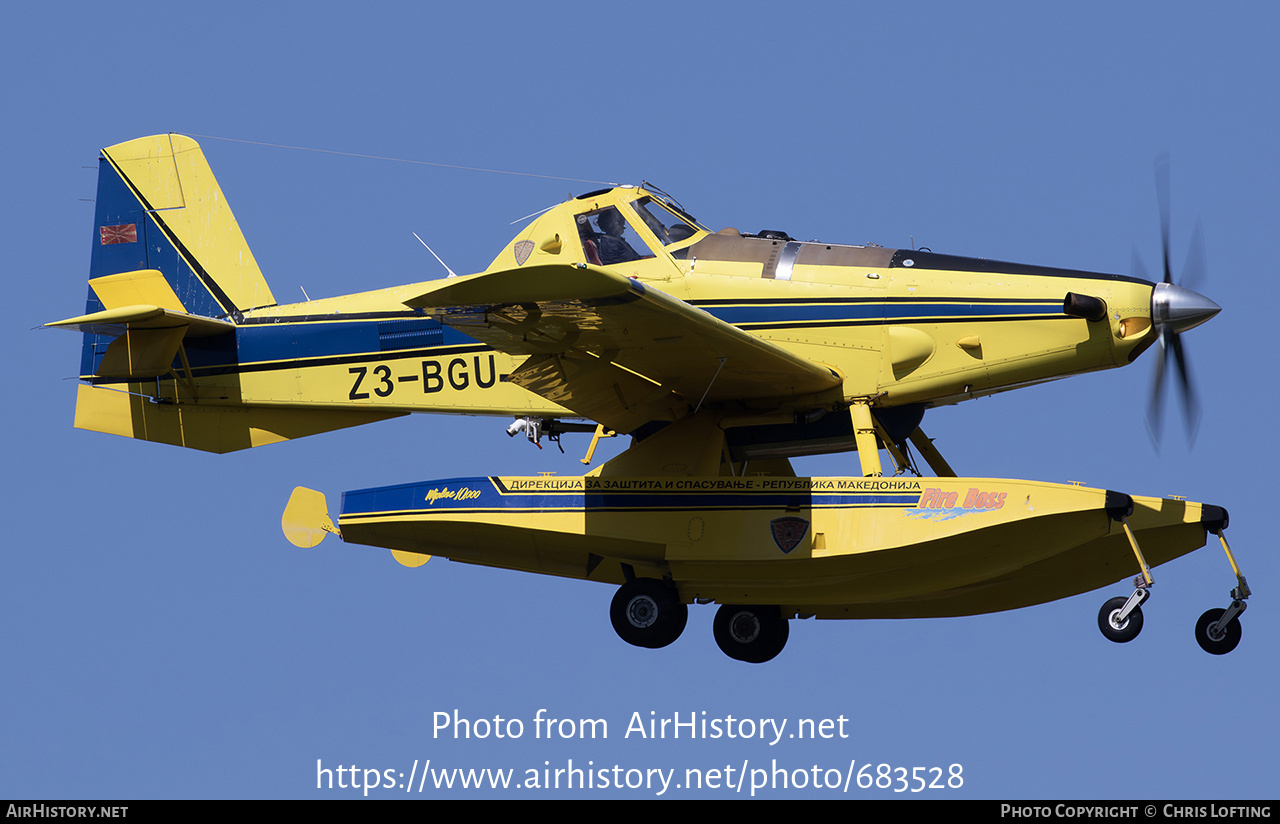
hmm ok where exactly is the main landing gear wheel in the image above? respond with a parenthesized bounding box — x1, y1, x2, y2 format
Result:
(610, 579, 687, 649)
(1098, 596, 1144, 643)
(1195, 608, 1242, 655)
(713, 604, 789, 663)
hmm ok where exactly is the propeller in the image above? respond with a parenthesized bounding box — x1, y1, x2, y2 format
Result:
(1140, 153, 1220, 445)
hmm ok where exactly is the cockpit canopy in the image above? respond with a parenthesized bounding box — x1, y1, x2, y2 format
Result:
(485, 186, 707, 274)
(574, 193, 704, 265)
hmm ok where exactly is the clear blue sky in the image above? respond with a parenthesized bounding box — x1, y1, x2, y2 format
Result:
(4, 1, 1276, 799)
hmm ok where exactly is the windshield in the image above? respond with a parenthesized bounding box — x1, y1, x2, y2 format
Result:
(631, 196, 699, 246)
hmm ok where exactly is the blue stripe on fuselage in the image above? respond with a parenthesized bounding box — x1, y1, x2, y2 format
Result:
(156, 296, 1060, 376)
(234, 317, 474, 366)
(695, 300, 1064, 326)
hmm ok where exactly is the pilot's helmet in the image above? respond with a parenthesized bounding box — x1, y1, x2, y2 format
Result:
(597, 209, 626, 236)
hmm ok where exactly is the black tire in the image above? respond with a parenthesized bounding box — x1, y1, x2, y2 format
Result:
(1097, 596, 1143, 643)
(713, 604, 789, 663)
(1195, 608, 1242, 655)
(609, 579, 687, 649)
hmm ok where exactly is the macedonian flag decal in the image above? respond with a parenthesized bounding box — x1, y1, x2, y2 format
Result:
(769, 516, 810, 554)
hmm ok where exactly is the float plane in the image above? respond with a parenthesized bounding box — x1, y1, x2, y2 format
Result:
(48, 134, 1250, 662)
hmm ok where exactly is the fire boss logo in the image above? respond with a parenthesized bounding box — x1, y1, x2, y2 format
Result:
(769, 517, 810, 554)
(919, 488, 1007, 510)
(909, 487, 1007, 521)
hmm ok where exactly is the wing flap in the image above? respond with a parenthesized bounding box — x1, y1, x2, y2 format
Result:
(510, 352, 685, 433)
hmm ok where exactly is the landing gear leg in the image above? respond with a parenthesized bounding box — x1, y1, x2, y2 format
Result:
(1194, 520, 1249, 655)
(1098, 497, 1154, 644)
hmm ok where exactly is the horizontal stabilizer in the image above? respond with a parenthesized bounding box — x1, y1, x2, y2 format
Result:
(47, 304, 234, 379)
(74, 384, 407, 453)
(49, 267, 235, 374)
(51, 259, 240, 380)
(47, 304, 234, 337)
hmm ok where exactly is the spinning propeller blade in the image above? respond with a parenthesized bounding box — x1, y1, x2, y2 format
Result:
(1143, 154, 1219, 446)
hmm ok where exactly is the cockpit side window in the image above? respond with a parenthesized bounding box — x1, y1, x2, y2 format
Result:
(576, 206, 653, 266)
(631, 197, 699, 245)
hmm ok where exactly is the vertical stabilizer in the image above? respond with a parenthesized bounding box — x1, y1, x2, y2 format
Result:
(81, 133, 275, 377)
(91, 134, 274, 312)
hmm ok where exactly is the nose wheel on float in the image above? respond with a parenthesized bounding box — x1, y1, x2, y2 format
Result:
(1098, 589, 1148, 644)
(1096, 503, 1250, 654)
(1195, 603, 1244, 655)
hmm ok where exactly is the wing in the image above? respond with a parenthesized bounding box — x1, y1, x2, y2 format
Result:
(404, 264, 843, 432)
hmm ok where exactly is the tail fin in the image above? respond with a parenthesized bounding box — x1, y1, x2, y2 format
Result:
(68, 134, 271, 377)
(94, 134, 273, 311)
(68, 134, 274, 378)
(84, 134, 272, 336)
(50, 135, 404, 452)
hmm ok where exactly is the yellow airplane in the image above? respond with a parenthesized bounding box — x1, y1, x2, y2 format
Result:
(49, 134, 1249, 662)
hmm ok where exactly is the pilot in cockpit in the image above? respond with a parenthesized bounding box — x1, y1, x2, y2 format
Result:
(579, 207, 642, 266)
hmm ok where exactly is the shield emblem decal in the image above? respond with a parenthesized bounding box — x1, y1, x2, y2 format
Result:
(514, 240, 534, 266)
(769, 517, 809, 554)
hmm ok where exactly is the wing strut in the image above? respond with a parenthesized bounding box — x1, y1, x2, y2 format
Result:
(849, 403, 882, 477)
(849, 405, 959, 479)
(908, 427, 957, 477)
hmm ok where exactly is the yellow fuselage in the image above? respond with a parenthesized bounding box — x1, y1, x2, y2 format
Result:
(177, 186, 1158, 424)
